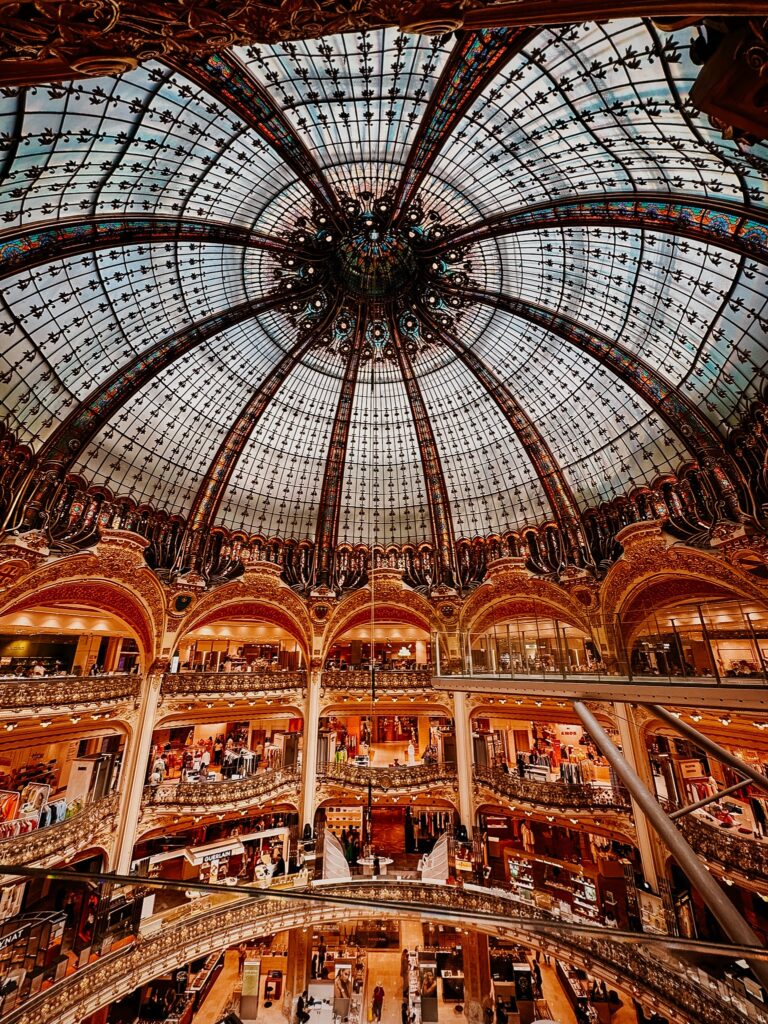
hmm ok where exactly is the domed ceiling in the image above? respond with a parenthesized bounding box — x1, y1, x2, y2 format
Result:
(1, 20, 768, 575)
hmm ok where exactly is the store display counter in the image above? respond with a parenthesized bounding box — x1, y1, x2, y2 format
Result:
(188, 951, 224, 1009)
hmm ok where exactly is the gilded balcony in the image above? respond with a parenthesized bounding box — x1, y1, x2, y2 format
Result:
(160, 669, 307, 700)
(140, 767, 302, 823)
(473, 765, 631, 813)
(0, 793, 120, 867)
(316, 761, 458, 799)
(1, 881, 756, 1024)
(0, 673, 140, 718)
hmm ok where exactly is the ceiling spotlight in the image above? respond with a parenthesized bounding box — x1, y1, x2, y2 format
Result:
(719, 716, 731, 726)
(690, 713, 702, 722)
(5, 723, 17, 731)
(40, 720, 51, 728)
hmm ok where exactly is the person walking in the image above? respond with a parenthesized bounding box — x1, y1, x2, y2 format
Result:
(372, 983, 385, 1021)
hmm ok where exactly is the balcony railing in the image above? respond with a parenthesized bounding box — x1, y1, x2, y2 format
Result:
(317, 761, 457, 793)
(161, 669, 307, 697)
(1, 881, 758, 1024)
(675, 810, 768, 884)
(473, 766, 631, 812)
(0, 793, 120, 866)
(143, 768, 301, 810)
(0, 673, 140, 713)
(320, 668, 433, 691)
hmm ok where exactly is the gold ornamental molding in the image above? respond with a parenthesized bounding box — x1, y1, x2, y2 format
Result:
(0, 673, 140, 720)
(0, 793, 119, 868)
(138, 768, 301, 828)
(0, 1, 765, 87)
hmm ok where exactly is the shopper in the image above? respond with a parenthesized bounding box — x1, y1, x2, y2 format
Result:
(372, 983, 385, 1021)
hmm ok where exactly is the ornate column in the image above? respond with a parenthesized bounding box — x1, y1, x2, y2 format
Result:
(612, 702, 664, 893)
(462, 930, 492, 1023)
(453, 690, 475, 837)
(114, 670, 163, 873)
(284, 927, 313, 1019)
(301, 669, 322, 832)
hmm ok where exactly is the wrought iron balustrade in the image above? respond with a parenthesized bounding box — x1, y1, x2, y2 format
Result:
(0, 793, 120, 866)
(143, 768, 301, 809)
(317, 761, 456, 792)
(0, 673, 140, 713)
(474, 765, 631, 812)
(161, 669, 307, 697)
(675, 810, 768, 884)
(320, 669, 434, 690)
(0, 880, 759, 1024)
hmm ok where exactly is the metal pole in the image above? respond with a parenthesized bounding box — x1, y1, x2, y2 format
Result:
(553, 618, 566, 679)
(645, 703, 768, 797)
(744, 610, 768, 683)
(670, 778, 750, 820)
(697, 603, 722, 684)
(573, 700, 768, 992)
(669, 617, 686, 677)
(615, 612, 633, 681)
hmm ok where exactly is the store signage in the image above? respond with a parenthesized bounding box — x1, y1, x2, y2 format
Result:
(0, 925, 27, 950)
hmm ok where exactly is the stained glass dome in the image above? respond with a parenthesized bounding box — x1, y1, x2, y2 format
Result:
(1, 19, 767, 577)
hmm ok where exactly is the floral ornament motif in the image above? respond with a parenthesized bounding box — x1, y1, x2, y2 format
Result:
(274, 190, 475, 363)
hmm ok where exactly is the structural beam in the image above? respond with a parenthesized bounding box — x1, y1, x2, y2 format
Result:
(185, 307, 338, 567)
(669, 778, 750, 820)
(462, 1, 768, 28)
(0, 216, 287, 280)
(19, 291, 299, 529)
(311, 321, 364, 590)
(573, 700, 768, 993)
(176, 53, 341, 222)
(646, 703, 768, 798)
(422, 310, 586, 552)
(392, 322, 458, 587)
(391, 28, 536, 218)
(437, 192, 768, 265)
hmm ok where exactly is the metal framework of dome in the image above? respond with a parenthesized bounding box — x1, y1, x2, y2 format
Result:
(1, 20, 768, 593)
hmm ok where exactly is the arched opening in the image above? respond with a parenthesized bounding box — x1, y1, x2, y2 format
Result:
(463, 605, 597, 677)
(617, 577, 768, 681)
(176, 608, 308, 673)
(324, 620, 432, 673)
(0, 588, 149, 677)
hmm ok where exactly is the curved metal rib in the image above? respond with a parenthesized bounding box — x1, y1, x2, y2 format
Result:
(421, 309, 585, 547)
(391, 27, 536, 219)
(391, 321, 457, 586)
(0, 216, 287, 280)
(176, 52, 341, 221)
(185, 306, 338, 561)
(455, 285, 731, 462)
(434, 192, 768, 264)
(311, 321, 364, 590)
(20, 292, 297, 527)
